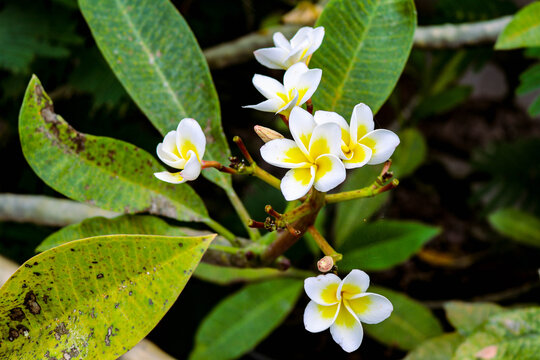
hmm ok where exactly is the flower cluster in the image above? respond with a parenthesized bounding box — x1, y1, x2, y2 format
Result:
(304, 270, 393, 352)
(247, 26, 400, 200)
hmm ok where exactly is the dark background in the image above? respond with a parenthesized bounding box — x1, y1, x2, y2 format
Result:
(1, 0, 539, 358)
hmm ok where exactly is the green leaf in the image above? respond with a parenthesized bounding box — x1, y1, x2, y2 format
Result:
(334, 165, 389, 246)
(404, 333, 464, 360)
(529, 95, 540, 116)
(0, 233, 215, 359)
(338, 220, 440, 271)
(334, 128, 427, 246)
(516, 63, 540, 95)
(444, 301, 505, 336)
(365, 286, 443, 350)
(19, 75, 210, 224)
(488, 208, 540, 248)
(495, 2, 540, 50)
(311, 0, 416, 118)
(78, 0, 231, 190)
(36, 215, 191, 252)
(453, 307, 540, 360)
(190, 278, 303, 360)
(392, 128, 428, 178)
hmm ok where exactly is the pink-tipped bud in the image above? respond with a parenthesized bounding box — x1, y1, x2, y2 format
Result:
(254, 125, 284, 143)
(317, 256, 334, 273)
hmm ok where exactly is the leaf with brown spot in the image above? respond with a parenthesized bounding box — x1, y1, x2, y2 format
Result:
(19, 76, 211, 224)
(0, 233, 215, 359)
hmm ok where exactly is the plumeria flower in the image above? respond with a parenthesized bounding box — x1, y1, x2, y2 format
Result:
(304, 270, 393, 353)
(254, 26, 325, 70)
(154, 118, 205, 184)
(314, 103, 400, 169)
(260, 107, 345, 200)
(244, 63, 321, 116)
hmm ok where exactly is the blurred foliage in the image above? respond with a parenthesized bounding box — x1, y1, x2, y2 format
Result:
(472, 139, 540, 216)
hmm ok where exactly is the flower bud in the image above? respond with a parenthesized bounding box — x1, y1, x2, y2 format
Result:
(317, 255, 334, 273)
(254, 125, 284, 143)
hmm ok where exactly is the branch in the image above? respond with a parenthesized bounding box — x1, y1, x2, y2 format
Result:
(0, 254, 176, 360)
(0, 193, 118, 227)
(203, 16, 512, 69)
(414, 16, 511, 49)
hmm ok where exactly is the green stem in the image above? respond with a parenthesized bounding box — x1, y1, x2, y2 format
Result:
(225, 188, 260, 241)
(325, 179, 399, 204)
(209, 243, 242, 255)
(307, 226, 342, 262)
(203, 218, 240, 246)
(252, 164, 281, 189)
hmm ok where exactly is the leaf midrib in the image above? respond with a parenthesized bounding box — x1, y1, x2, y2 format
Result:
(330, 0, 381, 110)
(112, 0, 227, 180)
(115, 0, 187, 130)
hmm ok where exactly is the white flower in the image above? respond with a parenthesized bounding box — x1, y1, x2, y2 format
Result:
(314, 103, 400, 169)
(254, 26, 325, 70)
(260, 107, 345, 200)
(154, 118, 206, 184)
(303, 270, 393, 353)
(244, 63, 322, 116)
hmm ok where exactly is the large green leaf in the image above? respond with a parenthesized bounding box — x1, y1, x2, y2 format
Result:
(495, 2, 540, 50)
(78, 0, 231, 189)
(489, 208, 540, 248)
(0, 233, 214, 359)
(311, 0, 416, 118)
(365, 286, 443, 350)
(444, 301, 505, 336)
(334, 128, 427, 246)
(189, 278, 303, 360)
(338, 220, 440, 271)
(452, 307, 540, 360)
(36, 215, 190, 252)
(404, 333, 464, 360)
(19, 75, 210, 224)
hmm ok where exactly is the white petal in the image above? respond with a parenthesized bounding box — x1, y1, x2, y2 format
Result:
(260, 139, 310, 169)
(343, 144, 372, 169)
(280, 166, 316, 201)
(283, 39, 310, 67)
(348, 293, 393, 324)
(304, 301, 340, 333)
(313, 154, 346, 192)
(153, 171, 186, 184)
(176, 118, 206, 160)
(350, 103, 374, 143)
(305, 26, 325, 57)
(252, 74, 285, 100)
(330, 307, 364, 353)
(254, 48, 289, 70)
(289, 106, 316, 155)
(308, 122, 342, 159)
(156, 134, 185, 169)
(296, 68, 322, 104)
(304, 273, 342, 305)
(244, 98, 283, 113)
(276, 89, 299, 116)
(273, 32, 291, 50)
(338, 269, 370, 299)
(359, 129, 400, 165)
(313, 110, 350, 133)
(283, 62, 309, 91)
(290, 27, 312, 48)
(180, 150, 201, 181)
